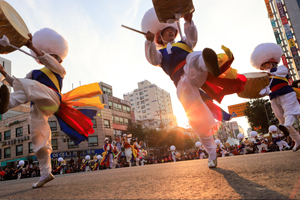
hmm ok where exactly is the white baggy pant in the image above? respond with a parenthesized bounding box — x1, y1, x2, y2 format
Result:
(271, 92, 300, 144)
(257, 143, 268, 153)
(276, 140, 290, 151)
(177, 51, 217, 161)
(125, 148, 132, 165)
(9, 78, 60, 179)
(172, 155, 176, 162)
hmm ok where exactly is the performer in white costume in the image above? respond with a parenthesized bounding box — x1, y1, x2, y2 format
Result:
(133, 138, 141, 166)
(14, 160, 25, 180)
(53, 157, 64, 175)
(250, 131, 269, 153)
(84, 155, 91, 172)
(141, 8, 246, 168)
(170, 145, 176, 162)
(237, 133, 247, 155)
(250, 43, 300, 152)
(195, 141, 206, 159)
(0, 28, 67, 188)
(269, 125, 291, 151)
(215, 139, 228, 157)
(122, 134, 133, 167)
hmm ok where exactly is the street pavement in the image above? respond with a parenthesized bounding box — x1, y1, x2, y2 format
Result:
(0, 150, 300, 199)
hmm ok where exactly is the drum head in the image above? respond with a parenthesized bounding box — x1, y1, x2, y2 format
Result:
(0, 0, 29, 39)
(242, 72, 268, 78)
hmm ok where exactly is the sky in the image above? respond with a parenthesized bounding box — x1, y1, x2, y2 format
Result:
(1, 0, 277, 132)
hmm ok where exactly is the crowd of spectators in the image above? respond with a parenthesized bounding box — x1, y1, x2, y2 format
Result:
(0, 164, 40, 181)
(0, 135, 295, 181)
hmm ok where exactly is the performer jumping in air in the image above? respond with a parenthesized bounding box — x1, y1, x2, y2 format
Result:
(269, 125, 291, 151)
(250, 131, 269, 153)
(250, 43, 300, 152)
(141, 8, 246, 168)
(0, 28, 104, 188)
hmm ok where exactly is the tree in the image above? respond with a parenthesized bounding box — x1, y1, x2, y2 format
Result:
(244, 98, 278, 134)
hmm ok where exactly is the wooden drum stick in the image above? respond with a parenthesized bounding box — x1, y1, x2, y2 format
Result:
(121, 25, 146, 35)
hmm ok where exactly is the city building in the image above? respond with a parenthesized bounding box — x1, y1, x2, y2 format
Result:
(264, 0, 300, 81)
(0, 57, 11, 92)
(215, 121, 240, 142)
(123, 80, 177, 129)
(0, 82, 132, 167)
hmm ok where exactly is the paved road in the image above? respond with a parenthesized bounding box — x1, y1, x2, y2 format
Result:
(1, 151, 300, 199)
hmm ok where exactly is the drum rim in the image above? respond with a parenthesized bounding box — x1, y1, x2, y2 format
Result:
(0, 0, 30, 40)
(242, 72, 269, 78)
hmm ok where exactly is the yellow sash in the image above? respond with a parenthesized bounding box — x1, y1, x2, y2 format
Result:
(271, 76, 289, 83)
(161, 42, 193, 53)
(40, 67, 61, 93)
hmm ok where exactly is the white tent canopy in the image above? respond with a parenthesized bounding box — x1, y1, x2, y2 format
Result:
(226, 137, 239, 146)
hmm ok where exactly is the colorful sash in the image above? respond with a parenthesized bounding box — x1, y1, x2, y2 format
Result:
(39, 68, 105, 145)
(13, 165, 23, 176)
(54, 162, 63, 172)
(80, 160, 89, 170)
(92, 160, 101, 170)
(202, 45, 247, 104)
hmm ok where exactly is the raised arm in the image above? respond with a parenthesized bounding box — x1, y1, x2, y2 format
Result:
(145, 31, 162, 66)
(26, 34, 66, 78)
(183, 13, 197, 49)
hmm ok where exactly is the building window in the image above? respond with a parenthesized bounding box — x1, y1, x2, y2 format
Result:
(52, 139, 58, 150)
(297, 0, 300, 9)
(108, 101, 113, 109)
(28, 125, 30, 134)
(124, 118, 129, 125)
(140, 96, 144, 100)
(140, 92, 144, 95)
(4, 130, 10, 140)
(16, 127, 23, 137)
(88, 136, 98, 147)
(104, 119, 110, 128)
(115, 116, 120, 124)
(16, 144, 23, 156)
(141, 105, 146, 109)
(92, 119, 97, 128)
(28, 142, 33, 153)
(4, 147, 11, 158)
(68, 139, 79, 149)
(103, 87, 112, 96)
(48, 121, 57, 131)
(120, 117, 124, 125)
(141, 101, 145, 104)
(118, 104, 122, 111)
(112, 115, 114, 123)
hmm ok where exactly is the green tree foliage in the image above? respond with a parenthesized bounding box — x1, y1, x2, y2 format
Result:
(243, 98, 278, 134)
(125, 123, 196, 154)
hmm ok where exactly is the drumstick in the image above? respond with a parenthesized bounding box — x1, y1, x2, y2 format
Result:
(121, 25, 146, 35)
(8, 44, 38, 59)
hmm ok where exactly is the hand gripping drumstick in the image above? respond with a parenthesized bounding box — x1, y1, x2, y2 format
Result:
(0, 35, 38, 59)
(121, 25, 146, 35)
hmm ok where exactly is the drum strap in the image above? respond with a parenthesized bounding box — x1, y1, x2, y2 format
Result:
(40, 67, 61, 94)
